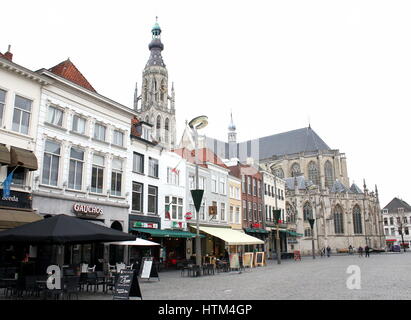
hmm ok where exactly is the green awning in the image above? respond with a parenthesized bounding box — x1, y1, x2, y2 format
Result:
(244, 228, 269, 234)
(286, 230, 303, 237)
(131, 228, 205, 238)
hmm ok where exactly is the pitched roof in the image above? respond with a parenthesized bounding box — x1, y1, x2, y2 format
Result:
(48, 59, 96, 92)
(330, 180, 350, 193)
(173, 148, 228, 169)
(253, 127, 331, 160)
(204, 127, 332, 162)
(383, 197, 411, 213)
(285, 176, 314, 190)
(350, 183, 363, 194)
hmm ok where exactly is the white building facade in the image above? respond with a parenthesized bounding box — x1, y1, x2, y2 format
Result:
(32, 60, 135, 265)
(0, 51, 48, 230)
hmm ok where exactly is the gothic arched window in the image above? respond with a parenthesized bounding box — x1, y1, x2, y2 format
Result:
(156, 115, 161, 129)
(286, 202, 296, 223)
(164, 118, 169, 143)
(353, 205, 363, 234)
(308, 161, 319, 186)
(143, 79, 148, 102)
(160, 80, 166, 101)
(324, 161, 334, 189)
(156, 115, 161, 140)
(291, 163, 300, 177)
(145, 115, 149, 123)
(303, 202, 313, 221)
(333, 205, 344, 234)
(273, 168, 284, 179)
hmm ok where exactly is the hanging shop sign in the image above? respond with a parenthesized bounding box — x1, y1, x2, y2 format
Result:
(208, 206, 217, 215)
(172, 221, 184, 229)
(72, 203, 103, 218)
(0, 189, 32, 210)
(133, 221, 158, 229)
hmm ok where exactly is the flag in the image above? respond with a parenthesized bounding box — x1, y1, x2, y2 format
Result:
(2, 170, 14, 198)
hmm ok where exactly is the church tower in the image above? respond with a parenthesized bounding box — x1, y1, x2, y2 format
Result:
(134, 18, 176, 149)
(228, 112, 237, 159)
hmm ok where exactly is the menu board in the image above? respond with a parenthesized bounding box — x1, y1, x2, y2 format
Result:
(113, 269, 142, 300)
(229, 254, 240, 269)
(242, 253, 253, 268)
(140, 257, 159, 280)
(141, 258, 152, 279)
(255, 252, 265, 267)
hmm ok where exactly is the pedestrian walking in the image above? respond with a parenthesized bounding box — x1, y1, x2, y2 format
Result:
(326, 246, 331, 257)
(348, 245, 353, 255)
(365, 245, 370, 258)
(358, 246, 363, 257)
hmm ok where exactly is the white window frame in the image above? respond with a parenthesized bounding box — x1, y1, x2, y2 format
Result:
(72, 114, 86, 135)
(94, 122, 106, 141)
(68, 147, 84, 190)
(12, 94, 32, 135)
(91, 154, 105, 194)
(0, 89, 5, 126)
(42, 140, 61, 186)
(112, 129, 124, 147)
(47, 105, 64, 127)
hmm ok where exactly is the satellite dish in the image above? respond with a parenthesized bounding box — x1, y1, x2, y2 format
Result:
(189, 115, 208, 130)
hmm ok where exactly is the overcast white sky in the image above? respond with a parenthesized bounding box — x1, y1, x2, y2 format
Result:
(2, 0, 411, 207)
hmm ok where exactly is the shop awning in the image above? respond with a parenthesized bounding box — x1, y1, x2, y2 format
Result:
(131, 227, 204, 238)
(386, 239, 396, 242)
(193, 226, 264, 245)
(0, 144, 10, 165)
(286, 230, 304, 237)
(0, 209, 43, 230)
(10, 147, 38, 171)
(244, 228, 269, 234)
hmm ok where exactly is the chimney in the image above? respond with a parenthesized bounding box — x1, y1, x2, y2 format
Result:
(4, 45, 13, 61)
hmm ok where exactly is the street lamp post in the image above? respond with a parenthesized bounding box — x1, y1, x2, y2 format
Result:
(189, 116, 208, 269)
(308, 217, 315, 259)
(273, 209, 282, 265)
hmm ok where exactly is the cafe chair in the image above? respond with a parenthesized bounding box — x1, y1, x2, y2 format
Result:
(87, 265, 96, 273)
(63, 276, 80, 300)
(116, 263, 126, 273)
(80, 263, 89, 273)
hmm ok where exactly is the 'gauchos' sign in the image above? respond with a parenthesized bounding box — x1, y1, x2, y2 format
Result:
(73, 203, 103, 217)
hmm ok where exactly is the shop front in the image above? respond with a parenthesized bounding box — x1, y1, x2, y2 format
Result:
(130, 218, 200, 269)
(0, 188, 43, 267)
(32, 193, 129, 270)
(191, 225, 264, 266)
(244, 224, 269, 253)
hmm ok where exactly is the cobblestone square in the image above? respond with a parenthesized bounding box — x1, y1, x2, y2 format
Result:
(76, 252, 411, 300)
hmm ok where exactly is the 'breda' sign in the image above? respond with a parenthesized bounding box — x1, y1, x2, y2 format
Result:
(73, 203, 103, 217)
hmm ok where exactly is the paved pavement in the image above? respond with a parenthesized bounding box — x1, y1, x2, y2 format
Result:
(79, 252, 411, 300)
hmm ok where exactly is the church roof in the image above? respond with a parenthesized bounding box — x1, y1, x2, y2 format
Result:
(49, 59, 96, 92)
(285, 176, 314, 190)
(330, 180, 350, 193)
(382, 197, 411, 213)
(350, 183, 363, 194)
(253, 127, 331, 160)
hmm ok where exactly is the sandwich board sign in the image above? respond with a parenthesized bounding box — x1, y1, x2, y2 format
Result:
(140, 257, 159, 281)
(113, 269, 142, 300)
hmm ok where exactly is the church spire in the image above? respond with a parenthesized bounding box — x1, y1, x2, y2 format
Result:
(146, 17, 165, 67)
